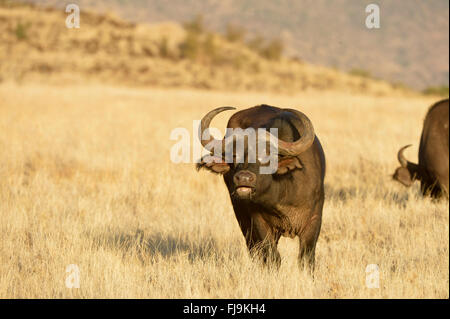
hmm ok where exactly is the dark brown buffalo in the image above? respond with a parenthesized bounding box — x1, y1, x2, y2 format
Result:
(197, 105, 325, 269)
(393, 98, 449, 198)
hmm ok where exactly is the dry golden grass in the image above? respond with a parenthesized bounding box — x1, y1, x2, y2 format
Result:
(0, 82, 448, 298)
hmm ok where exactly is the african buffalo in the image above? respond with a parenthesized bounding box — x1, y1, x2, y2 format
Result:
(197, 105, 325, 269)
(393, 98, 449, 198)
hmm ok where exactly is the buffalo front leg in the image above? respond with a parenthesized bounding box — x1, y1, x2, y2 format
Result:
(237, 213, 281, 268)
(421, 179, 443, 199)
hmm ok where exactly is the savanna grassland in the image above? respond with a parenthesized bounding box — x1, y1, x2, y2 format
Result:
(0, 82, 448, 298)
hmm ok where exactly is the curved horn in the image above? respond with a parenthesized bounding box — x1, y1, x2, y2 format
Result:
(198, 106, 236, 151)
(265, 108, 315, 157)
(397, 144, 412, 168)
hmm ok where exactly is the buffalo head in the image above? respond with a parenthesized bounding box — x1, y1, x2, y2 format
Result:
(196, 106, 315, 201)
(393, 144, 421, 187)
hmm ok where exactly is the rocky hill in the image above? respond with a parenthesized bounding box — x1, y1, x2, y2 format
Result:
(0, 2, 414, 95)
(20, 0, 449, 90)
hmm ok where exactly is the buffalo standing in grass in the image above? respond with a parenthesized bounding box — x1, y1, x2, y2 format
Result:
(393, 99, 449, 198)
(197, 105, 325, 269)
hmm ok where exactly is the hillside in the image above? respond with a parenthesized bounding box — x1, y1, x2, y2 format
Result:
(0, 2, 413, 95)
(21, 0, 450, 90)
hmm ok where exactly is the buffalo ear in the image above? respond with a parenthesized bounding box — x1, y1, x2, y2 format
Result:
(276, 157, 302, 175)
(196, 155, 230, 174)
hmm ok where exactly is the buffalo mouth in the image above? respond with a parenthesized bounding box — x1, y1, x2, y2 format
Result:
(234, 186, 255, 198)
